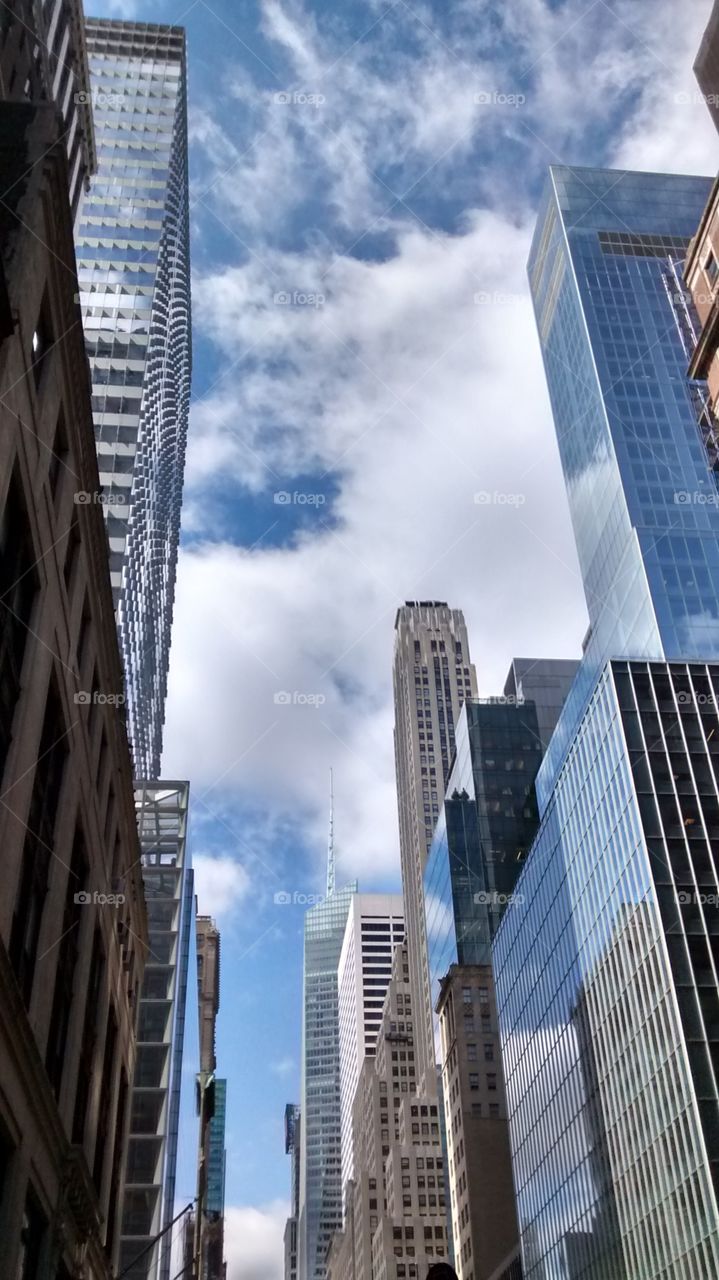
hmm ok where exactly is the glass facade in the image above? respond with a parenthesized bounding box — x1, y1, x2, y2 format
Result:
(120, 782, 193, 1280)
(76, 20, 192, 776)
(206, 1077, 227, 1215)
(494, 661, 719, 1279)
(424, 699, 544, 1053)
(528, 167, 719, 807)
(299, 883, 358, 1280)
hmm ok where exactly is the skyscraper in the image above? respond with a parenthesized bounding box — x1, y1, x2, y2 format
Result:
(492, 166, 719, 1278)
(337, 895, 405, 1200)
(299, 867, 357, 1280)
(120, 781, 193, 1280)
(76, 19, 192, 775)
(393, 602, 478, 1084)
(193, 916, 225, 1280)
(502, 657, 579, 750)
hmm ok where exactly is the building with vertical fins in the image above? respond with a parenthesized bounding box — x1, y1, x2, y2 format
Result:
(298, 785, 357, 1280)
(393, 603, 478, 1086)
(338, 895, 405, 1201)
(492, 166, 719, 1279)
(193, 915, 226, 1280)
(76, 19, 192, 776)
(120, 781, 193, 1280)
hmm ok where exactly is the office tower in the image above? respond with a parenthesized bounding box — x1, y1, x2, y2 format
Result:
(694, 0, 719, 133)
(120, 781, 193, 1280)
(0, 0, 96, 220)
(423, 697, 545, 1280)
(338, 895, 405, 1199)
(285, 1104, 302, 1280)
(76, 18, 192, 776)
(529, 166, 719, 803)
(326, 944, 449, 1280)
(192, 915, 225, 1280)
(503, 657, 579, 750)
(393, 602, 478, 1085)
(299, 860, 357, 1280)
(0, 101, 147, 1277)
(490, 167, 719, 1279)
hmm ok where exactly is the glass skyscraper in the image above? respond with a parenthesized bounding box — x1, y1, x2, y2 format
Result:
(529, 167, 719, 805)
(76, 19, 192, 776)
(493, 167, 719, 1279)
(299, 882, 357, 1280)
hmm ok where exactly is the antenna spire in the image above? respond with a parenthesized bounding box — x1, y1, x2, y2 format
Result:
(327, 768, 335, 898)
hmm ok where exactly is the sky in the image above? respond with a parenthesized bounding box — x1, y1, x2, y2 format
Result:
(89, 0, 717, 1275)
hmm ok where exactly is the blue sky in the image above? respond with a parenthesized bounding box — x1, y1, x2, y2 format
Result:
(90, 0, 717, 1274)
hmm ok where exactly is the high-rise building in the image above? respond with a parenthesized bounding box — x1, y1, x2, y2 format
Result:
(491, 165, 719, 1279)
(193, 915, 225, 1280)
(0, 99, 147, 1276)
(0, 0, 96, 220)
(76, 18, 192, 776)
(502, 657, 579, 750)
(528, 166, 719, 803)
(338, 895, 405, 1200)
(393, 602, 478, 1084)
(326, 944, 450, 1280)
(686, 6, 719, 428)
(120, 781, 194, 1280)
(423, 696, 547, 1280)
(285, 1104, 302, 1280)
(299, 876, 358, 1280)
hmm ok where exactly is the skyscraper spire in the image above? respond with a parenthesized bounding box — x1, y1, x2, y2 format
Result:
(327, 768, 335, 899)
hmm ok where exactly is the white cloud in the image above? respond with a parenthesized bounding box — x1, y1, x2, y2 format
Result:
(224, 1201, 288, 1280)
(193, 854, 252, 919)
(270, 1056, 296, 1076)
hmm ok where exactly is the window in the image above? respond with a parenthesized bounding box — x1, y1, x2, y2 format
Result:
(469, 1073, 479, 1091)
(706, 250, 719, 286)
(18, 1188, 47, 1280)
(45, 829, 88, 1095)
(31, 291, 53, 388)
(484, 1043, 494, 1062)
(487, 1073, 497, 1091)
(467, 1043, 477, 1061)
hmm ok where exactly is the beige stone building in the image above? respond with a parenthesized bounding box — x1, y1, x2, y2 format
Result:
(326, 945, 449, 1280)
(0, 102, 147, 1276)
(436, 966, 519, 1280)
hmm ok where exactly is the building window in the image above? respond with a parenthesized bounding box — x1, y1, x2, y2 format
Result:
(483, 1043, 494, 1062)
(469, 1073, 479, 1091)
(31, 291, 53, 389)
(45, 829, 87, 1095)
(17, 1188, 47, 1280)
